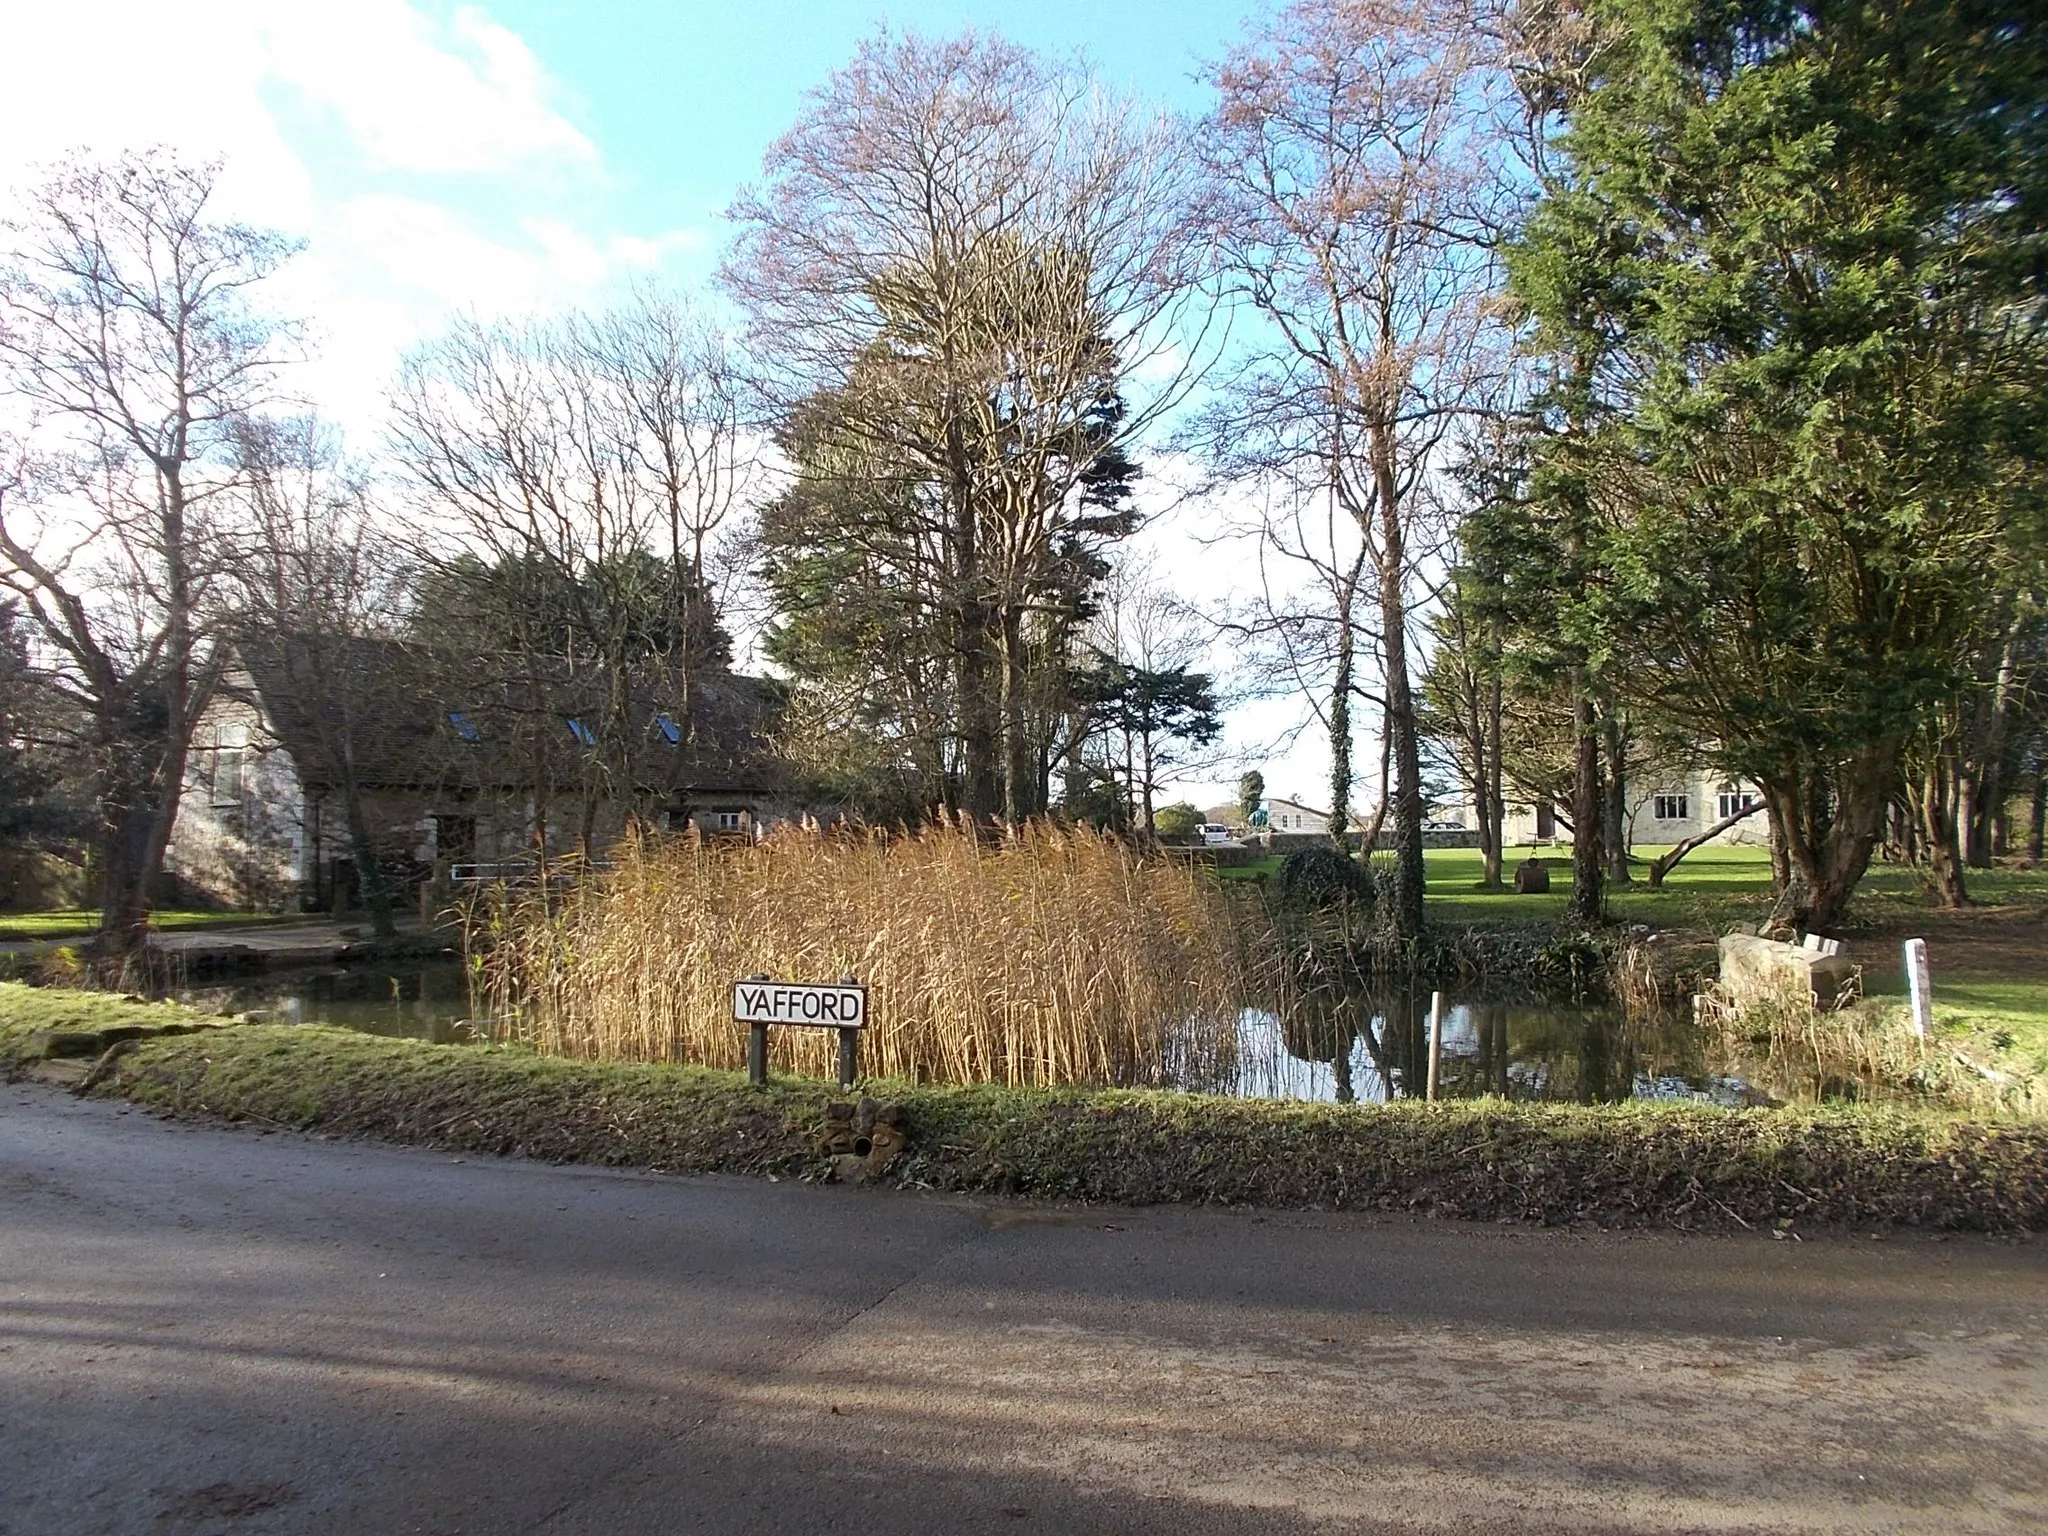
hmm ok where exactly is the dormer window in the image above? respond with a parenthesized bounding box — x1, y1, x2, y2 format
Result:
(656, 713, 682, 745)
(448, 711, 479, 742)
(565, 717, 598, 747)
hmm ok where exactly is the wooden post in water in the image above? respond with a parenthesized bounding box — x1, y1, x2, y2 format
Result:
(1426, 991, 1444, 1102)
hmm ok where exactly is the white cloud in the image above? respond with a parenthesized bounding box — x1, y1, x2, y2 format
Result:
(0, 2, 696, 434)
(262, 2, 597, 176)
(609, 229, 710, 268)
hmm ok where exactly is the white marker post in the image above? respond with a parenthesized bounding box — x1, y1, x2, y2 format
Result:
(1903, 939, 1932, 1038)
(1426, 990, 1445, 1103)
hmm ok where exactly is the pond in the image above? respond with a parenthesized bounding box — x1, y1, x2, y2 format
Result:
(176, 958, 1765, 1106)
(1226, 997, 1767, 1107)
(175, 959, 479, 1045)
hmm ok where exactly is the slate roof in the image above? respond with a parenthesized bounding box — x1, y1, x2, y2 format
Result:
(231, 634, 789, 799)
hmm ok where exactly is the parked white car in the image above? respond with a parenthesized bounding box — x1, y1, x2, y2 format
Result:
(1198, 824, 1238, 846)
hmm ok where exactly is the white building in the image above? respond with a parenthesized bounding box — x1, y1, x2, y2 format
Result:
(1492, 771, 1768, 849)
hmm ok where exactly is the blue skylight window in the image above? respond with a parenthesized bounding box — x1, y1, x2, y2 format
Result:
(656, 713, 682, 745)
(448, 711, 479, 742)
(565, 717, 598, 747)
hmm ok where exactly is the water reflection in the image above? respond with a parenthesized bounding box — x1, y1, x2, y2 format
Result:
(175, 961, 476, 1044)
(1227, 991, 1768, 1107)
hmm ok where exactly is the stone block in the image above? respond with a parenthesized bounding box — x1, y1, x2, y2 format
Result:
(1718, 932, 1853, 1009)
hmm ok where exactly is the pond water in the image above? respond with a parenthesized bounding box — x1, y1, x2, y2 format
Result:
(175, 960, 479, 1045)
(1225, 998, 1767, 1107)
(176, 959, 1765, 1106)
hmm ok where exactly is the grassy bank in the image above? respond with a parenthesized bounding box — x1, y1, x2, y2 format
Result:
(6, 985, 2043, 1232)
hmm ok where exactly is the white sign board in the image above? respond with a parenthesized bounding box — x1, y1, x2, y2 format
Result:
(732, 980, 867, 1030)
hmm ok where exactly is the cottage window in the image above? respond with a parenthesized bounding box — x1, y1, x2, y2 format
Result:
(212, 747, 244, 808)
(1653, 794, 1689, 821)
(433, 814, 476, 860)
(1717, 784, 1757, 819)
(715, 810, 745, 831)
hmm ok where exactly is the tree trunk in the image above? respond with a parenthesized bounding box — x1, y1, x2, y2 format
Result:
(999, 610, 1028, 825)
(1482, 669, 1505, 889)
(1916, 755, 1970, 908)
(1328, 579, 1354, 848)
(2027, 770, 2046, 862)
(1139, 728, 1157, 837)
(1371, 425, 1424, 939)
(1954, 767, 1983, 873)
(1767, 796, 1792, 897)
(95, 780, 159, 959)
(1769, 741, 1897, 931)
(1566, 676, 1603, 923)
(1646, 802, 1766, 887)
(1601, 713, 1630, 884)
(1970, 607, 2024, 867)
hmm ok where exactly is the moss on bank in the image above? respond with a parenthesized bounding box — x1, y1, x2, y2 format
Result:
(5, 983, 2043, 1232)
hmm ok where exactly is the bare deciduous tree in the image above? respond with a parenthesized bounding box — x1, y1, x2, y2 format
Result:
(724, 28, 1209, 822)
(389, 294, 753, 856)
(1194, 0, 1518, 937)
(225, 417, 405, 936)
(0, 151, 297, 957)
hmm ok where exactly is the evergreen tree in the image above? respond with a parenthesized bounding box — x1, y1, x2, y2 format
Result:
(1508, 0, 2048, 928)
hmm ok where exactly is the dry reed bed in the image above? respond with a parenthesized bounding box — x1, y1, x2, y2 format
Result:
(469, 820, 1265, 1088)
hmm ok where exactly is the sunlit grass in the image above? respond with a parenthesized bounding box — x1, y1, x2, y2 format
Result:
(0, 909, 322, 942)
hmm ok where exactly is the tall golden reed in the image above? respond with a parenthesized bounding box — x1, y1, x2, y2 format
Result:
(469, 818, 1264, 1089)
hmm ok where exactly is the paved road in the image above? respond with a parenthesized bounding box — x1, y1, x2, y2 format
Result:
(3, 1089, 2045, 1535)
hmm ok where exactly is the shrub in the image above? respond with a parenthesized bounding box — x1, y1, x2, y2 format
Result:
(1274, 845, 1376, 914)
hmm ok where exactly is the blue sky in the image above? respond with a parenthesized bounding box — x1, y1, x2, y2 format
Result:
(5, 1, 1263, 422)
(486, 0, 1254, 247)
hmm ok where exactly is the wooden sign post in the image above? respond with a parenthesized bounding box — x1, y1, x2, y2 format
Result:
(733, 976, 868, 1089)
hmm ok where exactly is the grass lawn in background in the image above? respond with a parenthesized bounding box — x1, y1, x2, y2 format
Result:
(1424, 843, 1779, 930)
(0, 909, 323, 943)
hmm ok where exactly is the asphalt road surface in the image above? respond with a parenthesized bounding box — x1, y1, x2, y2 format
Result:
(4, 1088, 2045, 1535)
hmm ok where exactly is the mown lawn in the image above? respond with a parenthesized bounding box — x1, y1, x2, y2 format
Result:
(0, 909, 321, 942)
(1425, 843, 1779, 929)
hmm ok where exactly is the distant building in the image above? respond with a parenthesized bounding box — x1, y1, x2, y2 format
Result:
(1264, 797, 1331, 833)
(166, 636, 798, 910)
(1481, 771, 1768, 850)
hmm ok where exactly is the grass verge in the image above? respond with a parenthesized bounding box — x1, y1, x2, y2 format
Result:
(6, 984, 2042, 1233)
(0, 909, 324, 942)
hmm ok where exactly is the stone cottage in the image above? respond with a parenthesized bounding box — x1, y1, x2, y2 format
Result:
(166, 635, 798, 910)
